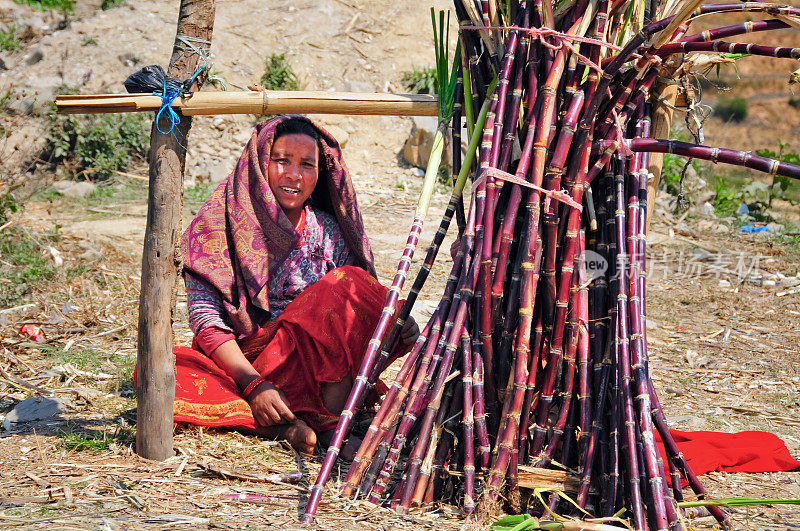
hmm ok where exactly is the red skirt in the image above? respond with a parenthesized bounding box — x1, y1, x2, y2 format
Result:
(174, 266, 399, 433)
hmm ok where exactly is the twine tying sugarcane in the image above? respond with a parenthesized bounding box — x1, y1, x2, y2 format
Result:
(461, 24, 624, 74)
(472, 167, 584, 212)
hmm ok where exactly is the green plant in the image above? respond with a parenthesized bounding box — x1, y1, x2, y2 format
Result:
(48, 346, 102, 369)
(0, 91, 12, 112)
(65, 263, 87, 279)
(713, 97, 748, 122)
(0, 192, 18, 224)
(401, 66, 438, 94)
(101, 0, 123, 9)
(58, 430, 110, 452)
(184, 181, 217, 207)
(0, 227, 57, 306)
(81, 35, 97, 46)
(0, 24, 20, 51)
(711, 176, 739, 217)
(260, 53, 299, 91)
(660, 153, 701, 196)
(14, 0, 73, 12)
(43, 112, 150, 181)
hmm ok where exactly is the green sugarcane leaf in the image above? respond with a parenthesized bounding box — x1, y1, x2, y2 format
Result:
(463, 65, 475, 139)
(493, 514, 531, 526)
(679, 497, 800, 508)
(617, 0, 636, 47)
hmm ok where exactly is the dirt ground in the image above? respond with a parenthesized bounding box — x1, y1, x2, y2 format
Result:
(0, 0, 799, 529)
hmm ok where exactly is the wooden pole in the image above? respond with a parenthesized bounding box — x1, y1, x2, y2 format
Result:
(136, 0, 215, 461)
(55, 91, 438, 117)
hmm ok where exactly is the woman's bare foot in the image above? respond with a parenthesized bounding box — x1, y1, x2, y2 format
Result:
(248, 419, 317, 455)
(318, 429, 362, 461)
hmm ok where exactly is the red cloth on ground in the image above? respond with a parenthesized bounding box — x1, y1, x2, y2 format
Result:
(657, 429, 800, 487)
(173, 266, 400, 433)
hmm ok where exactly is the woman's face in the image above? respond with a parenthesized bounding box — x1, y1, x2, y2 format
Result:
(267, 133, 320, 225)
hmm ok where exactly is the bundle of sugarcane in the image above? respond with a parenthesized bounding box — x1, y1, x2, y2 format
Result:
(304, 0, 800, 528)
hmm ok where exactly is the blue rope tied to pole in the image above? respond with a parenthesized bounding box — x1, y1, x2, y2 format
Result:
(154, 79, 183, 136)
(152, 35, 214, 139)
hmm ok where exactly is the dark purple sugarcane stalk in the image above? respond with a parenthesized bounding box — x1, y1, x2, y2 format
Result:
(612, 156, 647, 530)
(471, 315, 491, 469)
(603, 355, 621, 517)
(396, 325, 465, 513)
(576, 229, 592, 466)
(612, 138, 800, 180)
(666, 454, 684, 503)
(636, 106, 650, 318)
(519, 309, 544, 463)
(426, 381, 461, 504)
(358, 424, 395, 497)
(369, 201, 486, 504)
(408, 375, 458, 509)
(303, 215, 425, 522)
(460, 328, 476, 513)
(678, 18, 790, 43)
(533, 229, 583, 468)
(479, 29, 522, 424)
(577, 314, 614, 508)
(396, 245, 486, 511)
(530, 123, 594, 459)
(694, 2, 800, 18)
(342, 319, 429, 497)
(366, 289, 462, 504)
(657, 40, 800, 58)
(625, 155, 670, 530)
(475, 92, 499, 420)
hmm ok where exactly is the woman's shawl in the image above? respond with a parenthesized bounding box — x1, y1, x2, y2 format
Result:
(182, 115, 376, 336)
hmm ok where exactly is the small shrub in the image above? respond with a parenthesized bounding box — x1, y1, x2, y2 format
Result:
(401, 66, 437, 94)
(260, 54, 299, 91)
(659, 153, 700, 196)
(0, 227, 57, 306)
(43, 111, 150, 181)
(101, 0, 123, 9)
(14, 0, 73, 12)
(0, 24, 20, 51)
(713, 97, 748, 122)
(711, 177, 739, 217)
(0, 192, 18, 224)
(789, 97, 800, 110)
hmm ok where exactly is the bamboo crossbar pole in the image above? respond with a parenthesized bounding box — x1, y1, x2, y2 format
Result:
(56, 90, 439, 117)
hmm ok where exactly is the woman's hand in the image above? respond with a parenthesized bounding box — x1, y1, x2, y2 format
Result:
(210, 340, 296, 426)
(401, 315, 420, 345)
(247, 380, 297, 426)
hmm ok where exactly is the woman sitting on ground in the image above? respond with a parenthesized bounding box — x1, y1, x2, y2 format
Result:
(173, 115, 418, 455)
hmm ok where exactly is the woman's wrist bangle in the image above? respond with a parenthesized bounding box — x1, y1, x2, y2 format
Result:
(241, 375, 267, 400)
